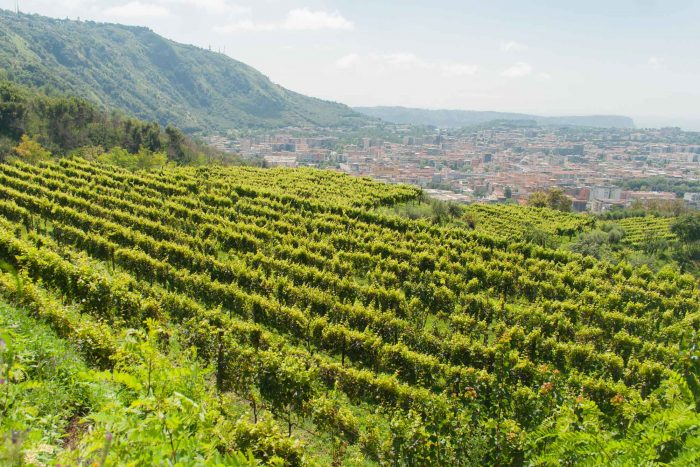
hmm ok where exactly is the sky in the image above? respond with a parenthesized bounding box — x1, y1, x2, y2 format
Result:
(4, 0, 700, 129)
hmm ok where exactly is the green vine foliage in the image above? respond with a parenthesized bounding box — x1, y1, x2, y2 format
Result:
(528, 374, 700, 466)
(0, 156, 698, 464)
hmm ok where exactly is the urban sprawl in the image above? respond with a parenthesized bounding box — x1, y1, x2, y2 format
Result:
(205, 125, 700, 213)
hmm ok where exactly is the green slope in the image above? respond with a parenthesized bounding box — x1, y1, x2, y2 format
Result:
(0, 9, 367, 132)
(0, 158, 698, 464)
(0, 79, 238, 164)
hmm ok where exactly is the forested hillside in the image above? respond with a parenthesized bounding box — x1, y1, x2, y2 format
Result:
(0, 157, 698, 464)
(0, 80, 236, 165)
(0, 10, 367, 131)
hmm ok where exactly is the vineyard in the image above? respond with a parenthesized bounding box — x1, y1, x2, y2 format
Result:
(464, 203, 595, 240)
(614, 215, 677, 247)
(0, 158, 699, 464)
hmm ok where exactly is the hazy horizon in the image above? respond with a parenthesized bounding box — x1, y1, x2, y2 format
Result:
(4, 1, 699, 130)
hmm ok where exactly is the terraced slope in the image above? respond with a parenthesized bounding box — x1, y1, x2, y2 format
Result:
(0, 159, 697, 464)
(464, 203, 595, 239)
(615, 215, 677, 246)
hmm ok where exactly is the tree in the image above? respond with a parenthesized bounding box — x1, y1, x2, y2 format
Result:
(165, 125, 192, 165)
(546, 188, 572, 212)
(671, 213, 700, 273)
(528, 188, 572, 212)
(431, 200, 449, 224)
(606, 226, 626, 244)
(0, 82, 27, 141)
(98, 146, 134, 169)
(671, 213, 700, 244)
(447, 202, 463, 218)
(569, 230, 611, 259)
(135, 146, 168, 170)
(528, 191, 548, 208)
(523, 225, 556, 248)
(13, 135, 51, 164)
(97, 146, 168, 171)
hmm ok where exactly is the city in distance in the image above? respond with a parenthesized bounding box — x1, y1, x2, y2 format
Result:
(0, 2, 699, 466)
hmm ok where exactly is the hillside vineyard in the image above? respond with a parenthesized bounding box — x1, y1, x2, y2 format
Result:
(0, 158, 699, 463)
(463, 203, 596, 240)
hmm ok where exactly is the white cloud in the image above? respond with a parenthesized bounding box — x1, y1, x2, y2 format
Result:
(538, 72, 552, 81)
(59, 0, 88, 7)
(336, 53, 362, 69)
(500, 40, 528, 52)
(335, 52, 478, 77)
(501, 62, 533, 77)
(104, 1, 170, 18)
(648, 56, 663, 68)
(440, 62, 479, 77)
(283, 8, 354, 31)
(214, 19, 275, 33)
(215, 8, 353, 33)
(382, 52, 427, 68)
(170, 0, 250, 15)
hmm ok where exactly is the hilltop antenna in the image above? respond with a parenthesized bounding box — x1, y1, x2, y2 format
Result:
(15, 0, 20, 14)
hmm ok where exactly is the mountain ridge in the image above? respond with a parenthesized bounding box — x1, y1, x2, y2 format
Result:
(354, 106, 635, 129)
(0, 9, 368, 132)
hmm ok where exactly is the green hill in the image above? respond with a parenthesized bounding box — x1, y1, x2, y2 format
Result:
(0, 10, 367, 132)
(0, 79, 238, 164)
(0, 158, 698, 464)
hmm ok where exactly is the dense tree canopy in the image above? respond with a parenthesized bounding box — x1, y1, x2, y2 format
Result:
(672, 213, 700, 244)
(12, 134, 51, 164)
(618, 176, 700, 197)
(0, 80, 235, 165)
(527, 188, 572, 212)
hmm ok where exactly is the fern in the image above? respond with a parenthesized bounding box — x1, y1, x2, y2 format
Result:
(528, 374, 700, 465)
